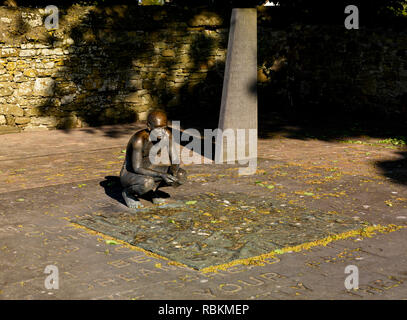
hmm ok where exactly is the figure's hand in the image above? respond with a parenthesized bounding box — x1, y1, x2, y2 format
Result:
(161, 173, 178, 184)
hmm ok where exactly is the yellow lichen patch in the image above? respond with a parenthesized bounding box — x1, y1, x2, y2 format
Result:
(327, 210, 339, 215)
(305, 180, 325, 185)
(200, 224, 404, 273)
(187, 173, 213, 179)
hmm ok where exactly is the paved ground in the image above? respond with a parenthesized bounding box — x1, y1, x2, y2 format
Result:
(0, 122, 407, 299)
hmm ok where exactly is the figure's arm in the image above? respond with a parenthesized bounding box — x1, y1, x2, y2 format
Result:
(131, 139, 161, 178)
(131, 138, 177, 183)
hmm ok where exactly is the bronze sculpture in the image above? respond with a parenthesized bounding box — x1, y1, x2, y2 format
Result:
(120, 110, 187, 208)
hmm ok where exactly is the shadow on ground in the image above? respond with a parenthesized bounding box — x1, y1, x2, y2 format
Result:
(258, 111, 407, 143)
(99, 176, 124, 205)
(377, 151, 407, 185)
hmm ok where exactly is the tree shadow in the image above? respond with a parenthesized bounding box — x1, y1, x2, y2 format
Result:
(9, 4, 230, 138)
(73, 122, 145, 138)
(257, 6, 407, 144)
(376, 151, 407, 185)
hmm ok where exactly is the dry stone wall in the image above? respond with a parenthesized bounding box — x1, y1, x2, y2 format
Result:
(0, 5, 406, 133)
(258, 19, 407, 121)
(0, 5, 229, 132)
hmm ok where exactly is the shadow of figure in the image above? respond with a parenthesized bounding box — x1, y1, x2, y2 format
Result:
(100, 175, 172, 206)
(376, 151, 407, 185)
(99, 176, 125, 205)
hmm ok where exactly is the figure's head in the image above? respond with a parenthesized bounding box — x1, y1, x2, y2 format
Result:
(147, 110, 168, 141)
(147, 110, 167, 130)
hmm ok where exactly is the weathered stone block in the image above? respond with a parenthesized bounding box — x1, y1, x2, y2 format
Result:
(17, 82, 33, 96)
(36, 69, 54, 77)
(0, 74, 13, 82)
(162, 49, 175, 57)
(0, 104, 24, 116)
(33, 78, 55, 96)
(6, 62, 16, 71)
(126, 79, 143, 90)
(13, 72, 25, 83)
(129, 103, 149, 113)
(22, 124, 49, 132)
(61, 94, 76, 105)
(30, 116, 59, 126)
(188, 12, 223, 27)
(23, 69, 37, 77)
(0, 48, 18, 57)
(40, 48, 62, 56)
(0, 83, 13, 96)
(42, 61, 55, 69)
(19, 49, 37, 57)
(14, 117, 31, 124)
(24, 107, 42, 117)
(137, 111, 148, 121)
(21, 11, 42, 27)
(21, 43, 35, 49)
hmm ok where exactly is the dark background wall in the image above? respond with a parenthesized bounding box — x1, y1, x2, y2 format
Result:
(0, 5, 406, 133)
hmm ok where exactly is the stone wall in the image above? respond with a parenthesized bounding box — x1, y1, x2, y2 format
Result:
(0, 5, 406, 133)
(258, 17, 407, 121)
(0, 5, 229, 132)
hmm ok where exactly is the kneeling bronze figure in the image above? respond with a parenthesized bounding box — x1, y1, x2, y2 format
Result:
(120, 110, 186, 208)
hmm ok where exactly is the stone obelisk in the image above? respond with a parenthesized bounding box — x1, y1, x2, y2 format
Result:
(217, 8, 257, 168)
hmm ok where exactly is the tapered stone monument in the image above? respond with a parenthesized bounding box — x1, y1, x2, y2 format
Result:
(217, 8, 258, 169)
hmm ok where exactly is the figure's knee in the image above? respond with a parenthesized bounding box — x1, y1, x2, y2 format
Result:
(120, 168, 131, 188)
(143, 176, 156, 190)
(133, 176, 155, 195)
